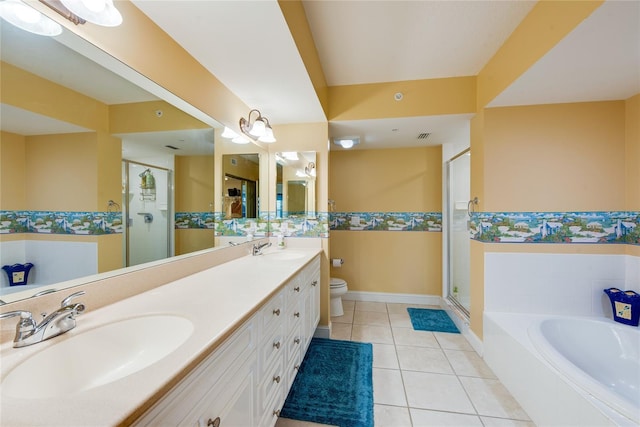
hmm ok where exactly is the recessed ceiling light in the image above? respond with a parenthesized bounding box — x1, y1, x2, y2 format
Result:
(333, 137, 360, 149)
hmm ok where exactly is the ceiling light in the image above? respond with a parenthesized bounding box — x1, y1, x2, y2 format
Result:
(60, 0, 122, 26)
(239, 109, 276, 143)
(333, 137, 359, 149)
(0, 0, 62, 36)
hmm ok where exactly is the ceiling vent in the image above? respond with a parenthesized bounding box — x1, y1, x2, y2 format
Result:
(417, 132, 431, 140)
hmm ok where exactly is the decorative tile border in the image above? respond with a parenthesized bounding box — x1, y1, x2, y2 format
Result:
(175, 212, 215, 229)
(470, 211, 640, 245)
(0, 210, 123, 235)
(329, 212, 442, 232)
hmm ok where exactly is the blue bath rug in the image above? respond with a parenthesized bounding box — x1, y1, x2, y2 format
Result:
(280, 337, 374, 427)
(407, 308, 460, 333)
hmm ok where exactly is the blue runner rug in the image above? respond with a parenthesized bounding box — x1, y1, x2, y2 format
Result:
(407, 308, 460, 333)
(281, 337, 374, 427)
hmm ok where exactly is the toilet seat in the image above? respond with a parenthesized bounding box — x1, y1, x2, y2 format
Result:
(330, 278, 346, 288)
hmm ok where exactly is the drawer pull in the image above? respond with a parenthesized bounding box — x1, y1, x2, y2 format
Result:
(294, 286, 300, 292)
(294, 364, 300, 370)
(273, 308, 281, 316)
(207, 417, 221, 427)
(273, 410, 281, 417)
(294, 312, 300, 318)
(273, 375, 281, 383)
(311, 280, 318, 286)
(273, 341, 281, 349)
(294, 337, 301, 344)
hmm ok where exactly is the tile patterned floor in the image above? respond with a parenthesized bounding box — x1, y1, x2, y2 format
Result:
(276, 301, 536, 427)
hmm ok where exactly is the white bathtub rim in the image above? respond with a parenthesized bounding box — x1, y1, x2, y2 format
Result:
(528, 316, 640, 425)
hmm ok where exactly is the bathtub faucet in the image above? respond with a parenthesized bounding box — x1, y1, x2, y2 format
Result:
(0, 291, 86, 348)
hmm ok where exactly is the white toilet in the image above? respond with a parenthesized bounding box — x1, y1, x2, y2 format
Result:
(330, 277, 348, 317)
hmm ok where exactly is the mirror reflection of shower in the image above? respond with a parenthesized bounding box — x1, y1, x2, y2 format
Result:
(123, 161, 171, 267)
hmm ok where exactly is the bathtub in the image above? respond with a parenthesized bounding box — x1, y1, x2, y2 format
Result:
(484, 313, 640, 427)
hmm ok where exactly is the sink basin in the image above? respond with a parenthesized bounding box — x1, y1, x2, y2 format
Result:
(261, 250, 307, 261)
(2, 314, 193, 399)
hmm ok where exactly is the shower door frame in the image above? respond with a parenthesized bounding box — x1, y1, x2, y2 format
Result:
(445, 149, 471, 318)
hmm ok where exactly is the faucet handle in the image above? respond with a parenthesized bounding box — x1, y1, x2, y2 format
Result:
(0, 310, 37, 340)
(61, 291, 85, 308)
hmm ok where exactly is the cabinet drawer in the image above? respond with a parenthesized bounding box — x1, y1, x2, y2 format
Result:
(258, 352, 284, 415)
(260, 289, 284, 335)
(259, 323, 284, 375)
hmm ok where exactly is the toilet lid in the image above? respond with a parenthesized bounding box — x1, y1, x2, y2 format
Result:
(330, 278, 346, 287)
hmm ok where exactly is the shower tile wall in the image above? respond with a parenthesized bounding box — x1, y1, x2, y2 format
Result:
(484, 253, 640, 317)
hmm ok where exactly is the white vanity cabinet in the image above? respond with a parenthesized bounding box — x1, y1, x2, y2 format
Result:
(134, 254, 321, 427)
(134, 318, 259, 427)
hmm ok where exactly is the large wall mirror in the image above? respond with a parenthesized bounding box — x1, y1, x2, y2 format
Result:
(0, 22, 223, 303)
(276, 152, 317, 218)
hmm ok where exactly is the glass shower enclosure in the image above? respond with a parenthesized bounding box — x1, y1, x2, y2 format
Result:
(446, 150, 471, 316)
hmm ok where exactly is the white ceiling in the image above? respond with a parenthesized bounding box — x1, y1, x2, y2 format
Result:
(131, 0, 639, 151)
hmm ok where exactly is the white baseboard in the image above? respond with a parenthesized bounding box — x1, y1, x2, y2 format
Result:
(342, 291, 441, 306)
(313, 325, 331, 339)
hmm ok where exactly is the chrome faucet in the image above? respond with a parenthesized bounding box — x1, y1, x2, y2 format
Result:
(252, 241, 272, 256)
(0, 291, 86, 348)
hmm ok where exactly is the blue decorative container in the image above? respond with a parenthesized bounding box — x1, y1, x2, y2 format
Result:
(2, 263, 34, 286)
(604, 288, 640, 327)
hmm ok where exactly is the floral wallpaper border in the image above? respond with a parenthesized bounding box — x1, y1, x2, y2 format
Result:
(470, 211, 640, 245)
(0, 210, 123, 235)
(329, 212, 443, 232)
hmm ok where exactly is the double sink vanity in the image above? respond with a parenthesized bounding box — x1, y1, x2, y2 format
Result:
(0, 244, 322, 426)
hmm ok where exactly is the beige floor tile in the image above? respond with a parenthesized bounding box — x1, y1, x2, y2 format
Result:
(444, 349, 496, 379)
(330, 322, 351, 341)
(410, 408, 483, 426)
(351, 324, 394, 344)
(389, 312, 412, 328)
(330, 309, 354, 324)
(392, 327, 440, 348)
(373, 368, 407, 406)
(372, 343, 399, 369)
(386, 303, 416, 314)
(341, 300, 355, 312)
(374, 404, 412, 427)
(402, 371, 476, 414)
(396, 345, 454, 374)
(355, 300, 388, 313)
(434, 332, 474, 351)
(354, 310, 390, 326)
(459, 377, 531, 420)
(480, 416, 537, 427)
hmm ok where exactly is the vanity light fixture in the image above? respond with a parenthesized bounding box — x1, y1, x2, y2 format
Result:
(0, 0, 62, 36)
(333, 137, 359, 149)
(220, 126, 250, 144)
(239, 109, 276, 143)
(305, 162, 316, 177)
(59, 0, 122, 26)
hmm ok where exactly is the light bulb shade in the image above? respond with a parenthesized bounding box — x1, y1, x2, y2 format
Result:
(232, 135, 250, 144)
(221, 127, 237, 138)
(60, 0, 122, 26)
(0, 0, 62, 36)
(249, 118, 266, 137)
(258, 126, 276, 143)
(340, 139, 354, 149)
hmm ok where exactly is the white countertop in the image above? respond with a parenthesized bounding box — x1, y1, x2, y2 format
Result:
(0, 247, 322, 427)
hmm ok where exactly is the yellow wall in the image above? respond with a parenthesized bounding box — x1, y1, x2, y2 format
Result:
(0, 131, 26, 210)
(329, 147, 442, 297)
(175, 155, 215, 256)
(626, 94, 640, 211)
(483, 101, 626, 212)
